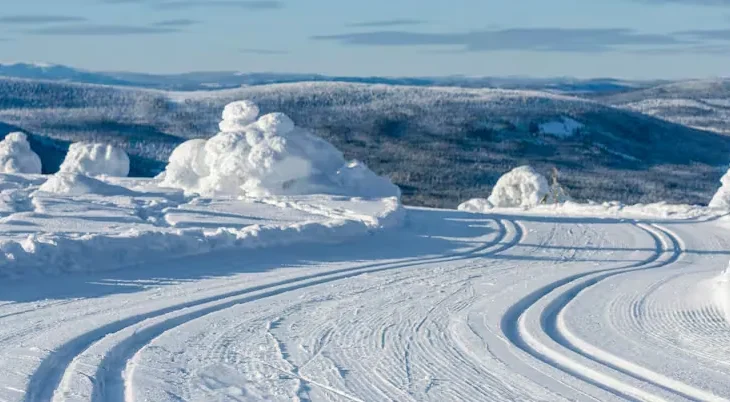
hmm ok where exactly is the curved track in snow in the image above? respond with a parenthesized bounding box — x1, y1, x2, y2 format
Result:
(2, 208, 730, 401)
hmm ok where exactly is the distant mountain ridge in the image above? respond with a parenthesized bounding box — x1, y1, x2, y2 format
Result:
(0, 77, 727, 207)
(0, 62, 662, 93)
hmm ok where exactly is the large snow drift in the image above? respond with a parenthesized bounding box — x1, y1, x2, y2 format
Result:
(0, 132, 42, 174)
(710, 169, 730, 209)
(161, 100, 400, 198)
(459, 166, 550, 211)
(59, 143, 130, 177)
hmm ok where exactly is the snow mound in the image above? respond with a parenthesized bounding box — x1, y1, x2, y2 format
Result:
(488, 166, 550, 208)
(539, 117, 584, 138)
(161, 100, 400, 199)
(709, 169, 730, 209)
(37, 172, 133, 196)
(336, 160, 402, 199)
(59, 143, 130, 177)
(0, 132, 42, 174)
(458, 198, 494, 213)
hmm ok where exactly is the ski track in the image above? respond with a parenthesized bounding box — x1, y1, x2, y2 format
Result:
(4, 210, 730, 401)
(25, 216, 520, 402)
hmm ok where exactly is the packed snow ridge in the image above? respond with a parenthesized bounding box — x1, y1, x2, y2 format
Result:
(160, 100, 400, 199)
(0, 132, 41, 174)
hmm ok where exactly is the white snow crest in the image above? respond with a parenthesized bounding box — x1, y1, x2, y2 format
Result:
(161, 100, 400, 199)
(59, 142, 130, 177)
(0, 132, 42, 174)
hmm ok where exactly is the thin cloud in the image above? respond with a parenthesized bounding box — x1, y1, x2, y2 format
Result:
(312, 28, 684, 53)
(634, 44, 730, 54)
(153, 18, 200, 27)
(240, 48, 289, 55)
(155, 0, 282, 9)
(101, 0, 283, 9)
(26, 24, 181, 36)
(0, 15, 88, 24)
(347, 19, 428, 28)
(634, 0, 730, 5)
(676, 29, 730, 40)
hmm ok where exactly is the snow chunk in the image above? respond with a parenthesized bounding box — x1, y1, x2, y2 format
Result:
(0, 132, 42, 174)
(161, 100, 400, 199)
(539, 117, 584, 138)
(37, 172, 133, 196)
(59, 143, 130, 177)
(710, 169, 730, 209)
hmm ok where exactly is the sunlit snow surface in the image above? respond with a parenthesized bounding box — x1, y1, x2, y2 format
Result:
(0, 173, 730, 401)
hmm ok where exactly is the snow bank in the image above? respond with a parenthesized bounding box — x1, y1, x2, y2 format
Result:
(0, 196, 404, 278)
(36, 172, 133, 196)
(461, 197, 715, 220)
(160, 100, 400, 199)
(59, 143, 130, 177)
(0, 132, 42, 174)
(709, 169, 730, 209)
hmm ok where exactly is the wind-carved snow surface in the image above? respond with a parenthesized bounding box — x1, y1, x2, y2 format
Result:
(0, 132, 42, 174)
(0, 174, 403, 278)
(59, 142, 130, 177)
(161, 100, 400, 199)
(459, 165, 550, 211)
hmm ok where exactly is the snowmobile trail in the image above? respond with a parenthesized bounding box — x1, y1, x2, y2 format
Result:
(2, 208, 730, 401)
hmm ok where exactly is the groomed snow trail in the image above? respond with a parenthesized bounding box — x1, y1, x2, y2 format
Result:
(2, 208, 730, 401)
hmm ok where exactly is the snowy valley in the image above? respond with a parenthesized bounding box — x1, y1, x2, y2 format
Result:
(1, 67, 730, 402)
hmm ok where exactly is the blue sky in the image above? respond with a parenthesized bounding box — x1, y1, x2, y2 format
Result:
(1, 0, 729, 78)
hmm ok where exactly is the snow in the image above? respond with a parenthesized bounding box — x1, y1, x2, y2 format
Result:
(0, 132, 42, 174)
(0, 190, 728, 401)
(709, 168, 730, 209)
(0, 174, 403, 278)
(58, 142, 130, 177)
(161, 100, 400, 199)
(480, 165, 551, 208)
(539, 116, 584, 138)
(36, 172, 134, 196)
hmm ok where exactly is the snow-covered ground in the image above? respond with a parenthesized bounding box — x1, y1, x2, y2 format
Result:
(0, 173, 729, 401)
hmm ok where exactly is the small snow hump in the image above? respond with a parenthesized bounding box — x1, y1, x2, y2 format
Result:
(0, 132, 42, 174)
(59, 143, 130, 177)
